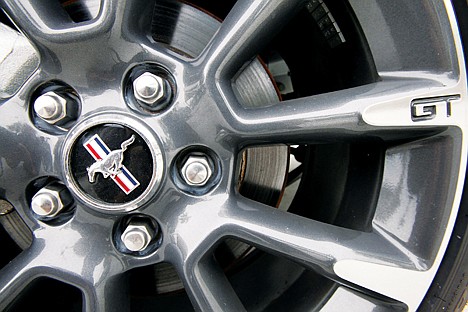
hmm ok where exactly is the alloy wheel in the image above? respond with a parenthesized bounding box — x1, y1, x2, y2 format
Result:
(0, 0, 467, 311)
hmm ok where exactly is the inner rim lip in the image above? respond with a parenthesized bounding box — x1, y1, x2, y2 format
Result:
(63, 112, 164, 212)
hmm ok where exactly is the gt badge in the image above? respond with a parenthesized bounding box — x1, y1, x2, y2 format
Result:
(84, 134, 140, 194)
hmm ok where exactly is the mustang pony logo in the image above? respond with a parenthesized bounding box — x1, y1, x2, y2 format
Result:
(83, 135, 140, 194)
(87, 135, 135, 182)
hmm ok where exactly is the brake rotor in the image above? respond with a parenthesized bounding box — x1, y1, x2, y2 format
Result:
(1, 0, 289, 295)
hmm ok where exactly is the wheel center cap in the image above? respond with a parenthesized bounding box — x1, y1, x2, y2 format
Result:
(71, 124, 151, 203)
(64, 114, 164, 212)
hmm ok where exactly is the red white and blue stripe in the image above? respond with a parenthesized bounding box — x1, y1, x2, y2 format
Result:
(83, 134, 140, 195)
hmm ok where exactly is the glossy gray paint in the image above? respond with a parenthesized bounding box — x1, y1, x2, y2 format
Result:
(0, 0, 465, 311)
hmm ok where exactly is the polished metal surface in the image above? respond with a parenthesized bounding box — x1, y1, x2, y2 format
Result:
(0, 0, 466, 311)
(133, 72, 167, 106)
(30, 184, 71, 217)
(181, 156, 212, 186)
(31, 192, 58, 217)
(33, 91, 67, 124)
(121, 223, 153, 252)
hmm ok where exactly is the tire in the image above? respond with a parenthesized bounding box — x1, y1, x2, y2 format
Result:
(0, 0, 467, 311)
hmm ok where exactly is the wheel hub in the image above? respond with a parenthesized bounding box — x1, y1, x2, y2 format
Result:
(0, 0, 290, 298)
(64, 114, 164, 212)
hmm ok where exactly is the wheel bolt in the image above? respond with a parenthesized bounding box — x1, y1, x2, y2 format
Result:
(34, 92, 63, 121)
(121, 222, 154, 252)
(133, 72, 170, 108)
(33, 90, 78, 126)
(181, 156, 212, 186)
(31, 193, 58, 216)
(31, 183, 72, 217)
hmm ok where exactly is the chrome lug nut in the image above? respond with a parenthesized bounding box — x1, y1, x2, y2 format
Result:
(133, 72, 170, 107)
(34, 91, 77, 126)
(31, 183, 72, 217)
(181, 156, 212, 186)
(31, 193, 58, 216)
(121, 223, 154, 252)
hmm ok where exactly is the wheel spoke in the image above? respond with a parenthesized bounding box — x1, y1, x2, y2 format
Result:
(82, 270, 130, 312)
(225, 195, 426, 277)
(0, 211, 128, 310)
(1, 0, 73, 43)
(107, 0, 157, 39)
(0, 246, 42, 310)
(176, 255, 245, 312)
(1, 0, 163, 45)
(0, 99, 61, 199)
(157, 194, 245, 310)
(197, 0, 304, 78)
(1, 0, 108, 45)
(222, 73, 464, 146)
(44, 210, 129, 311)
(1, 0, 156, 46)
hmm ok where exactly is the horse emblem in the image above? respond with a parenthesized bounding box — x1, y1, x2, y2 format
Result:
(83, 134, 140, 194)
